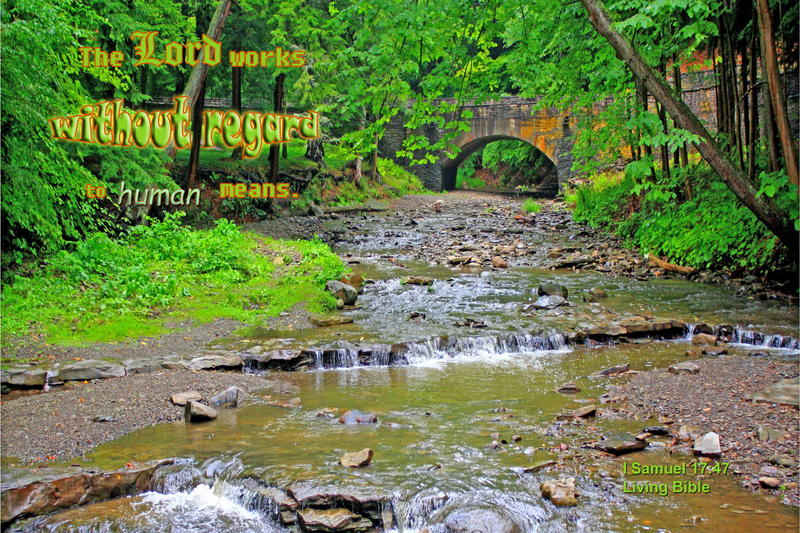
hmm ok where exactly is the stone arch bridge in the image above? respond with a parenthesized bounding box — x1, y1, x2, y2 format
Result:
(379, 97, 575, 195)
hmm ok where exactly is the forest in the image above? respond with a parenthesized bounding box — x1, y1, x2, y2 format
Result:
(1, 0, 799, 531)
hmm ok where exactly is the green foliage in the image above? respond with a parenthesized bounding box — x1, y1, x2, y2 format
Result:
(456, 141, 552, 190)
(1, 0, 176, 265)
(2, 213, 346, 346)
(572, 165, 799, 274)
(521, 198, 542, 213)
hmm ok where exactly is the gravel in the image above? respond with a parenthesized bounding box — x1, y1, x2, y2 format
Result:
(620, 356, 800, 505)
(0, 370, 283, 463)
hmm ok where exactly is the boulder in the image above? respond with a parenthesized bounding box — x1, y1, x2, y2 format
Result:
(540, 478, 578, 506)
(693, 432, 721, 457)
(1, 368, 47, 387)
(184, 401, 218, 423)
(339, 448, 373, 468)
(530, 295, 567, 310)
(691, 334, 717, 346)
(326, 281, 358, 305)
(338, 410, 378, 425)
(587, 287, 607, 299)
(444, 508, 522, 533)
(491, 256, 509, 268)
(297, 508, 372, 532)
(55, 360, 126, 381)
(171, 391, 202, 406)
(209, 386, 243, 408)
(538, 282, 568, 299)
(668, 362, 700, 375)
(186, 355, 242, 371)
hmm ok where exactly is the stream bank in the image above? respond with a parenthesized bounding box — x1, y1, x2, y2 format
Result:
(2, 191, 798, 532)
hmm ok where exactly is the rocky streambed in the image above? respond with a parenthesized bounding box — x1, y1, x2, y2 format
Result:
(2, 191, 799, 532)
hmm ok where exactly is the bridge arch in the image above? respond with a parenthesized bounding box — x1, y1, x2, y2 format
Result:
(440, 135, 559, 194)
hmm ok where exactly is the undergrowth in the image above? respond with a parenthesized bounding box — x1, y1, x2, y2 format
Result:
(1, 212, 346, 347)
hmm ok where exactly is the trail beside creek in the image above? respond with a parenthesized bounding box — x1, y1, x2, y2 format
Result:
(2, 191, 798, 532)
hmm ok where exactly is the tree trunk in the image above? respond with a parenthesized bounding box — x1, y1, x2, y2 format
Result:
(165, 0, 232, 159)
(269, 73, 286, 182)
(186, 78, 206, 190)
(579, 0, 796, 248)
(756, 0, 799, 185)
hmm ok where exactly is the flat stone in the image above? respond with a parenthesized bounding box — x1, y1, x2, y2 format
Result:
(693, 432, 721, 457)
(287, 484, 391, 523)
(256, 487, 298, 511)
(310, 315, 355, 327)
(557, 383, 581, 394)
(339, 448, 374, 468)
(751, 378, 800, 406)
(757, 424, 789, 442)
(572, 404, 596, 418)
(208, 386, 243, 408)
(769, 454, 797, 468)
(540, 477, 577, 506)
(243, 350, 313, 370)
(297, 508, 373, 532)
(523, 460, 556, 473)
(171, 391, 202, 406)
(401, 276, 434, 285)
(595, 363, 629, 376)
(0, 460, 171, 524)
(184, 401, 217, 423)
(55, 360, 126, 381)
(642, 426, 671, 436)
(678, 425, 704, 440)
(595, 434, 647, 455)
(759, 477, 781, 489)
(1, 368, 47, 387)
(669, 362, 700, 374)
(444, 507, 522, 533)
(123, 358, 171, 375)
(186, 355, 242, 371)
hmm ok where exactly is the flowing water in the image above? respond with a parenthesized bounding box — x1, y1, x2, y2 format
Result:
(8, 200, 800, 532)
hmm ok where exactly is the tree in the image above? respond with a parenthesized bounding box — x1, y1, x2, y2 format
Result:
(578, 0, 797, 249)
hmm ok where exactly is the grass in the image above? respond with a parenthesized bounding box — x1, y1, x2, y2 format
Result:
(1, 213, 346, 348)
(521, 198, 543, 213)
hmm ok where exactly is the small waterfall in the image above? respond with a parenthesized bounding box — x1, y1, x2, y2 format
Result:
(730, 327, 799, 350)
(396, 332, 567, 366)
(684, 323, 799, 350)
